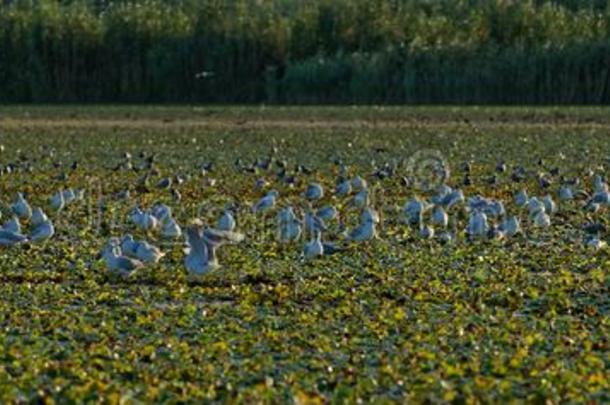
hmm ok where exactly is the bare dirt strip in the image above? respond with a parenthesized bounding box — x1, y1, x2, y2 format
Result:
(3, 116, 610, 131)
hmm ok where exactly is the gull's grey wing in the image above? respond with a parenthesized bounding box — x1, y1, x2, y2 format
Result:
(203, 228, 245, 246)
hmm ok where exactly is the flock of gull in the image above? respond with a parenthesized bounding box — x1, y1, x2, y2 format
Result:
(2, 151, 609, 280)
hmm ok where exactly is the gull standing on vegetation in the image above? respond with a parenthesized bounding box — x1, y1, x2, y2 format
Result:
(403, 197, 427, 226)
(0, 227, 28, 247)
(252, 190, 279, 214)
(487, 200, 506, 218)
(316, 205, 338, 222)
(532, 209, 551, 228)
(184, 220, 245, 277)
(130, 208, 159, 232)
(119, 235, 164, 264)
(559, 185, 574, 201)
(151, 202, 173, 222)
(514, 190, 529, 207)
(304, 210, 326, 236)
(467, 211, 489, 239)
(346, 207, 379, 242)
(12, 193, 32, 219)
(184, 223, 216, 276)
(335, 178, 352, 197)
(62, 188, 77, 205)
(589, 189, 610, 206)
(134, 240, 165, 264)
(431, 184, 453, 205)
(542, 195, 557, 215)
(442, 189, 465, 210)
(161, 216, 182, 239)
(360, 206, 380, 225)
(101, 238, 143, 277)
(500, 216, 521, 237)
(50, 191, 65, 211)
(304, 183, 324, 201)
(277, 207, 302, 243)
(349, 188, 369, 209)
(527, 197, 545, 218)
(351, 175, 367, 191)
(2, 217, 21, 234)
(217, 209, 236, 232)
(277, 206, 297, 224)
(31, 207, 48, 227)
(431, 206, 448, 228)
(593, 175, 608, 193)
(303, 231, 324, 261)
(29, 207, 54, 243)
(120, 234, 139, 257)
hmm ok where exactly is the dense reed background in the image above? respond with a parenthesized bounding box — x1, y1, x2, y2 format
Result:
(1, 0, 609, 104)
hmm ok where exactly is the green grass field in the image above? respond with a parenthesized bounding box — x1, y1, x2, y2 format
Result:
(0, 107, 608, 403)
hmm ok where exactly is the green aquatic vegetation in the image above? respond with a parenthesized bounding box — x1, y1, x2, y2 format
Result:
(0, 107, 608, 403)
